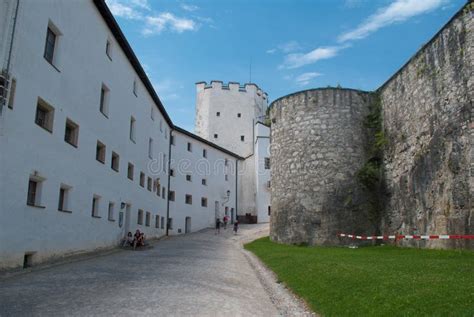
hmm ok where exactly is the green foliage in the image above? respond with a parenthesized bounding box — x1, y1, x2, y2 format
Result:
(357, 160, 381, 189)
(245, 237, 474, 317)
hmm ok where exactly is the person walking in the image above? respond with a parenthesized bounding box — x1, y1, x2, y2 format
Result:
(233, 221, 239, 235)
(223, 215, 229, 229)
(215, 218, 221, 235)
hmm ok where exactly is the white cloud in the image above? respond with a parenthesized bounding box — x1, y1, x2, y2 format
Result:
(181, 3, 199, 12)
(279, 46, 343, 69)
(267, 41, 301, 54)
(338, 0, 446, 42)
(143, 13, 198, 35)
(266, 49, 277, 54)
(131, 0, 150, 10)
(295, 72, 322, 86)
(106, 0, 143, 20)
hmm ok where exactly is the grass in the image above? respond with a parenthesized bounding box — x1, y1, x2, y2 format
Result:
(245, 237, 474, 317)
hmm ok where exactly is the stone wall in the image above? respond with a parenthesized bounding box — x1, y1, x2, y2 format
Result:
(269, 89, 374, 245)
(379, 4, 473, 249)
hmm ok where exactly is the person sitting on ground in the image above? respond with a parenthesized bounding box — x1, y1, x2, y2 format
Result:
(139, 232, 146, 246)
(121, 232, 133, 247)
(133, 229, 142, 250)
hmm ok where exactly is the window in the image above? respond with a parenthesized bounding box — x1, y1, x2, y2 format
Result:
(35, 98, 54, 132)
(240, 135, 245, 141)
(137, 209, 144, 225)
(27, 177, 43, 207)
(8, 78, 16, 109)
(44, 26, 57, 65)
(111, 152, 119, 172)
(169, 191, 175, 201)
(268, 206, 271, 216)
(96, 141, 106, 163)
(147, 177, 152, 191)
(155, 179, 161, 196)
(216, 112, 220, 117)
(140, 172, 145, 187)
(64, 119, 79, 147)
(186, 174, 192, 182)
(168, 218, 173, 230)
(99, 84, 109, 117)
(201, 197, 207, 207)
(127, 163, 134, 180)
(105, 39, 112, 60)
(237, 113, 241, 118)
(162, 187, 166, 199)
(203, 149, 207, 158)
(133, 80, 138, 97)
(187, 142, 192, 152)
(185, 194, 192, 205)
(160, 120, 163, 132)
(150, 106, 155, 120)
(145, 212, 151, 226)
(108, 202, 115, 221)
(148, 138, 153, 159)
(161, 217, 165, 229)
(170, 169, 175, 177)
(155, 215, 160, 228)
(129, 116, 136, 142)
(170, 135, 175, 145)
(58, 185, 71, 212)
(202, 178, 207, 186)
(264, 157, 270, 169)
(225, 159, 228, 166)
(91, 195, 100, 218)
(214, 134, 218, 139)
(165, 128, 168, 139)
(225, 174, 228, 181)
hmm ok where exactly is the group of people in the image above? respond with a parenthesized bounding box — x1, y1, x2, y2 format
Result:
(215, 215, 239, 235)
(121, 229, 146, 250)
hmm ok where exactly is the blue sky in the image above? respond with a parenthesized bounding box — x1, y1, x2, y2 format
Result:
(106, 0, 466, 131)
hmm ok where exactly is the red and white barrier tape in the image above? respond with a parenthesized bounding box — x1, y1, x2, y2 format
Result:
(337, 233, 474, 240)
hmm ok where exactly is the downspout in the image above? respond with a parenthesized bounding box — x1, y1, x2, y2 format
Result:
(1, 0, 20, 116)
(165, 128, 173, 236)
(235, 159, 238, 223)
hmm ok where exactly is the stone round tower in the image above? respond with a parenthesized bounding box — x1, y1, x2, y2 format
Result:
(269, 88, 374, 245)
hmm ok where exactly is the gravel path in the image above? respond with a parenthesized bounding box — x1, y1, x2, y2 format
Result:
(0, 224, 314, 316)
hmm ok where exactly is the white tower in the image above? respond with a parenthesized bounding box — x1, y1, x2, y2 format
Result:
(195, 81, 268, 157)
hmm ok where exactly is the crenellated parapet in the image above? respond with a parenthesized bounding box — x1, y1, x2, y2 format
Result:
(195, 80, 268, 101)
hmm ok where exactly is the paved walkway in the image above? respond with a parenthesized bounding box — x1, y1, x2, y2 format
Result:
(0, 224, 279, 317)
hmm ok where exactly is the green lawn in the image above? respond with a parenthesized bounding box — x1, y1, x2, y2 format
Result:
(245, 237, 474, 317)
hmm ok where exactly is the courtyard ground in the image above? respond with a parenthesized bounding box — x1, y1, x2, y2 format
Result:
(245, 237, 474, 317)
(0, 225, 283, 317)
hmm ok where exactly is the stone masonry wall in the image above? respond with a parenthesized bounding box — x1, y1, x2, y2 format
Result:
(379, 5, 473, 249)
(270, 89, 374, 245)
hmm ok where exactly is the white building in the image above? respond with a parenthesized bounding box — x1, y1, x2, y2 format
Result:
(194, 81, 271, 224)
(0, 0, 244, 270)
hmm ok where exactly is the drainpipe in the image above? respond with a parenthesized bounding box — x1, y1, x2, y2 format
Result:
(235, 159, 238, 223)
(165, 128, 173, 236)
(1, 0, 20, 116)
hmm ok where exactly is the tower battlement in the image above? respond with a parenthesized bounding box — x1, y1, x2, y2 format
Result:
(196, 80, 268, 100)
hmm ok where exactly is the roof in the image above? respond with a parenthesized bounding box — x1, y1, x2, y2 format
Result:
(173, 126, 244, 160)
(93, 0, 173, 126)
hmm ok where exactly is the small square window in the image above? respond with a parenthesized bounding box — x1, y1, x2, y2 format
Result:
(216, 112, 220, 117)
(111, 152, 120, 172)
(214, 134, 218, 139)
(268, 206, 271, 216)
(105, 39, 112, 60)
(185, 194, 192, 205)
(155, 215, 160, 228)
(140, 172, 145, 187)
(225, 159, 228, 166)
(202, 178, 207, 186)
(237, 113, 241, 118)
(99, 84, 109, 117)
(145, 211, 151, 226)
(128, 163, 134, 180)
(203, 149, 207, 158)
(186, 174, 192, 182)
(170, 135, 175, 145)
(148, 138, 154, 159)
(201, 197, 207, 207)
(151, 106, 155, 121)
(162, 187, 166, 199)
(161, 217, 165, 229)
(240, 135, 245, 141)
(168, 218, 173, 230)
(108, 202, 115, 221)
(170, 169, 175, 177)
(91, 195, 100, 218)
(169, 191, 175, 201)
(133, 80, 138, 97)
(64, 118, 79, 147)
(155, 179, 161, 196)
(147, 177, 152, 191)
(129, 116, 136, 142)
(225, 174, 228, 181)
(44, 26, 57, 65)
(35, 98, 55, 132)
(137, 209, 144, 225)
(27, 177, 43, 207)
(8, 77, 16, 109)
(96, 141, 106, 164)
(264, 157, 270, 169)
(187, 142, 192, 152)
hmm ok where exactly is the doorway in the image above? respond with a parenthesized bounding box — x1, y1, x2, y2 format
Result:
(185, 217, 191, 233)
